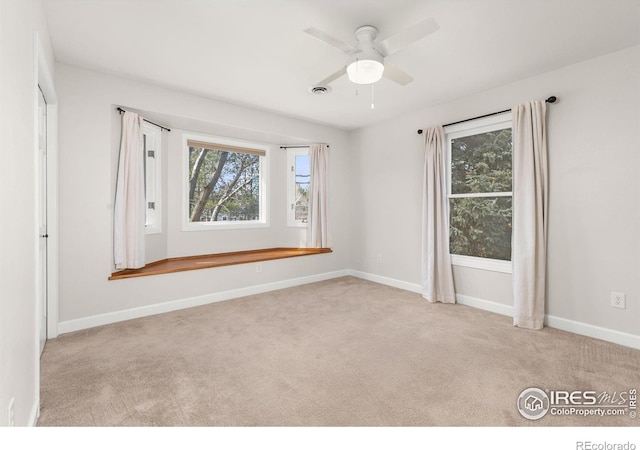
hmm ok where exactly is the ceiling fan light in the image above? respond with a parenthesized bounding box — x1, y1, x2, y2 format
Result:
(346, 58, 384, 85)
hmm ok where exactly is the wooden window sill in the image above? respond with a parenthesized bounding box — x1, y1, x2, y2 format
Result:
(109, 247, 332, 280)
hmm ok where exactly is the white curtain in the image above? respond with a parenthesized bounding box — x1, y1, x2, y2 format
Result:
(421, 126, 456, 303)
(306, 144, 331, 248)
(512, 100, 548, 329)
(113, 111, 145, 269)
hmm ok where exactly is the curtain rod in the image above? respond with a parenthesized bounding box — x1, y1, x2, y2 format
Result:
(279, 144, 330, 149)
(416, 96, 557, 135)
(116, 107, 171, 132)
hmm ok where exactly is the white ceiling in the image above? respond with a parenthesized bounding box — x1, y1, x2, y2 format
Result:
(43, 0, 640, 130)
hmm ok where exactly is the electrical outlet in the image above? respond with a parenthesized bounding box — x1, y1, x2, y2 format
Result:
(376, 254, 383, 264)
(611, 292, 626, 309)
(7, 397, 14, 427)
(256, 263, 262, 273)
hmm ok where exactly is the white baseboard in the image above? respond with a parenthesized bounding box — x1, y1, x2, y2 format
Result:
(58, 270, 350, 334)
(347, 269, 422, 293)
(349, 270, 640, 350)
(544, 314, 640, 350)
(456, 293, 514, 317)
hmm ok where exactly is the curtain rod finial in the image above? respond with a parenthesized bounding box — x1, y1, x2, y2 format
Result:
(417, 129, 423, 134)
(546, 96, 557, 103)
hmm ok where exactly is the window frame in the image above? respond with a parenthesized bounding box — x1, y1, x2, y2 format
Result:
(286, 147, 310, 228)
(142, 122, 162, 235)
(181, 133, 269, 231)
(445, 112, 513, 274)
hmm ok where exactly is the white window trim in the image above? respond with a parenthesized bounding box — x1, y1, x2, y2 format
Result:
(445, 112, 513, 273)
(182, 133, 269, 231)
(286, 147, 309, 228)
(450, 254, 512, 274)
(142, 122, 162, 235)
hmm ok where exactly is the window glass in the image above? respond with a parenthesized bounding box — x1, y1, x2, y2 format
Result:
(287, 148, 309, 227)
(447, 114, 512, 267)
(184, 135, 268, 230)
(294, 154, 310, 223)
(449, 196, 512, 261)
(450, 129, 512, 195)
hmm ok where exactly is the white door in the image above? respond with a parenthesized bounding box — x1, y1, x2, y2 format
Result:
(38, 87, 48, 355)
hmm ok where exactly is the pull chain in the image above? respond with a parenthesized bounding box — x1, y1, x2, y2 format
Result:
(355, 58, 359, 96)
(371, 83, 375, 110)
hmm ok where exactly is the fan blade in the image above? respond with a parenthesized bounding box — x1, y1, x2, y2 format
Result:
(378, 17, 439, 57)
(304, 27, 358, 55)
(383, 63, 413, 86)
(315, 66, 347, 86)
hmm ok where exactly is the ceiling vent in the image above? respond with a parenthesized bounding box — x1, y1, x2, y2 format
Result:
(309, 85, 331, 94)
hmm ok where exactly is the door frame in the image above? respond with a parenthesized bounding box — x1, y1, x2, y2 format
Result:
(37, 86, 47, 356)
(34, 33, 58, 347)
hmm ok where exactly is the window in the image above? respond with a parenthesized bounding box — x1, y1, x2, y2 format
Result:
(142, 123, 162, 234)
(446, 112, 512, 273)
(287, 148, 310, 227)
(183, 134, 268, 230)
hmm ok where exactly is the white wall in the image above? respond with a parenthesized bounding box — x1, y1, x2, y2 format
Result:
(0, 0, 55, 426)
(56, 64, 350, 324)
(350, 45, 640, 337)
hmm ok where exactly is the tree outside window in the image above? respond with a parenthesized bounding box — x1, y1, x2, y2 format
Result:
(184, 135, 267, 230)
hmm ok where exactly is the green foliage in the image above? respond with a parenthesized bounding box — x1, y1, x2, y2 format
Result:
(295, 183, 309, 222)
(450, 197, 512, 261)
(449, 128, 512, 260)
(189, 147, 260, 222)
(451, 129, 512, 194)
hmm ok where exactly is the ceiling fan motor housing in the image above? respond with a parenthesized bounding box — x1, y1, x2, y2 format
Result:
(355, 25, 379, 43)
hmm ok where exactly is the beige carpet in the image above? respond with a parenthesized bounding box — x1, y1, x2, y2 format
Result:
(38, 276, 640, 426)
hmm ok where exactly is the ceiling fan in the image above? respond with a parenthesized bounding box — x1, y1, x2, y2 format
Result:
(305, 17, 439, 87)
